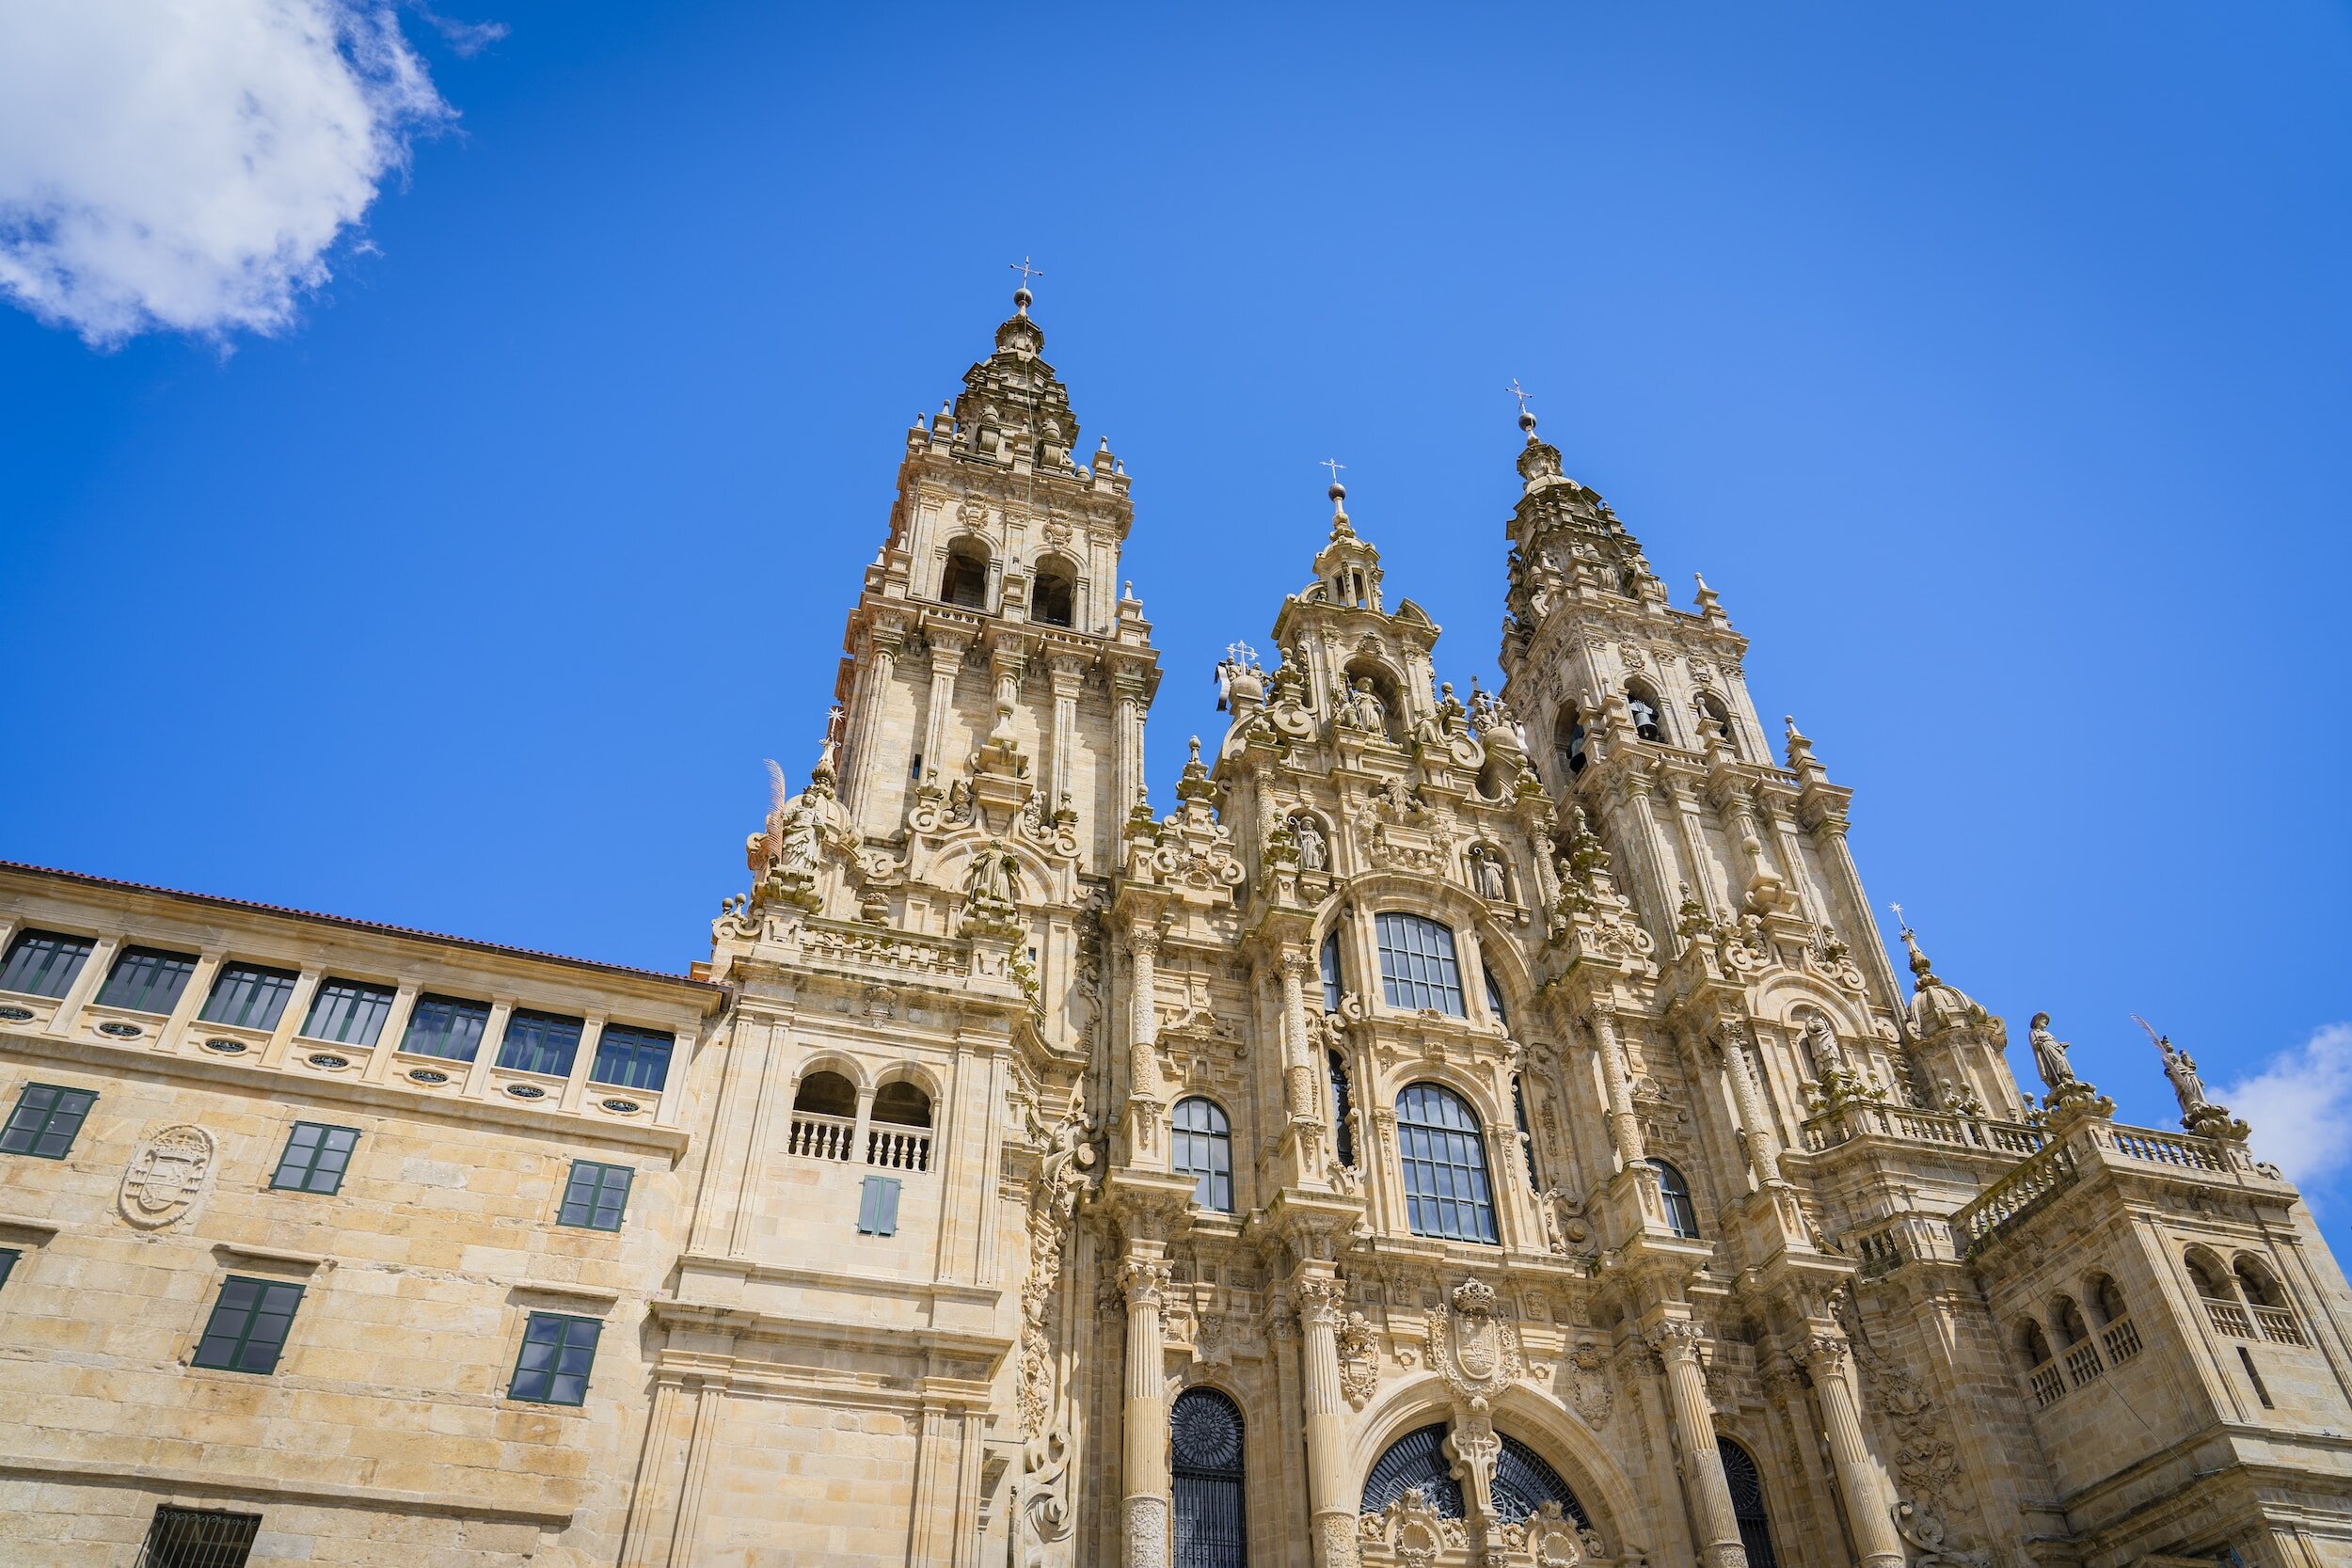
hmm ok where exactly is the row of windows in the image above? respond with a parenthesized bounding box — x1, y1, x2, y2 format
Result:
(1, 929, 676, 1091)
(0, 1082, 636, 1230)
(937, 539, 1080, 627)
(1553, 682, 1740, 773)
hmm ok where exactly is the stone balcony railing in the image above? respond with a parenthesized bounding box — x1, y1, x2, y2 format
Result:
(788, 1110, 858, 1161)
(1951, 1115, 2287, 1259)
(2022, 1314, 2144, 1413)
(1949, 1140, 2083, 1257)
(1801, 1099, 2048, 1157)
(786, 1110, 934, 1174)
(866, 1125, 933, 1173)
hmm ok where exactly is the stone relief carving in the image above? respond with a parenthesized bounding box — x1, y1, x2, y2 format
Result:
(1567, 1343, 1613, 1429)
(118, 1123, 215, 1229)
(1427, 1278, 1525, 1401)
(1336, 1309, 1379, 1409)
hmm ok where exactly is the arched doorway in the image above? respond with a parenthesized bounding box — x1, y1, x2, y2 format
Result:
(1171, 1386, 1247, 1568)
(1717, 1435, 1778, 1568)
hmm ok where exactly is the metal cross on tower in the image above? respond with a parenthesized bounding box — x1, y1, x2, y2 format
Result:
(1319, 457, 1346, 485)
(1506, 379, 1534, 416)
(1009, 257, 1045, 289)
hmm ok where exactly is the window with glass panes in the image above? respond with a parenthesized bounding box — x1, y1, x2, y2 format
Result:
(0, 1247, 19, 1289)
(590, 1024, 673, 1091)
(0, 1082, 97, 1159)
(95, 946, 199, 1014)
(0, 929, 92, 998)
(192, 1275, 304, 1373)
(198, 963, 298, 1031)
(1374, 913, 1465, 1015)
(1394, 1083, 1499, 1243)
(510, 1311, 600, 1405)
(497, 1009, 581, 1077)
(400, 994, 490, 1062)
(301, 978, 394, 1047)
(1320, 930, 1343, 1012)
(1171, 1097, 1234, 1212)
(556, 1160, 633, 1229)
(269, 1122, 359, 1195)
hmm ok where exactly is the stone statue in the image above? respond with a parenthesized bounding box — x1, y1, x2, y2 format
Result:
(2138, 1016, 2211, 1117)
(2027, 1012, 2075, 1093)
(964, 841, 1021, 908)
(1292, 815, 1328, 872)
(1337, 676, 1387, 734)
(1470, 847, 1508, 902)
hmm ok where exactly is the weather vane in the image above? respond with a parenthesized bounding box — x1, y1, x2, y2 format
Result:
(1009, 257, 1044, 289)
(1506, 378, 1534, 416)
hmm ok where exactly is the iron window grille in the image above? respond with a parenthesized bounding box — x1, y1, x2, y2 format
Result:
(301, 978, 395, 1047)
(1170, 1386, 1248, 1568)
(1492, 1434, 1589, 1525)
(96, 947, 199, 1015)
(269, 1122, 359, 1195)
(400, 994, 490, 1063)
(1719, 1436, 1780, 1568)
(1171, 1097, 1234, 1212)
(1327, 1049, 1356, 1168)
(557, 1161, 634, 1230)
(198, 963, 298, 1032)
(1374, 913, 1465, 1016)
(857, 1175, 902, 1235)
(1394, 1083, 1499, 1244)
(509, 1311, 600, 1405)
(0, 1082, 98, 1159)
(590, 1024, 674, 1092)
(135, 1505, 262, 1568)
(1362, 1422, 1464, 1517)
(0, 929, 93, 999)
(497, 1009, 582, 1077)
(192, 1276, 304, 1374)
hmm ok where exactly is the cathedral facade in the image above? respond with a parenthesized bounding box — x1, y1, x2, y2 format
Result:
(4, 291, 2350, 1568)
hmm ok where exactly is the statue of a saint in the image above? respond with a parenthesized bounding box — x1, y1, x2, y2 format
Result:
(1341, 677, 1387, 733)
(964, 842, 1021, 908)
(2139, 1017, 2211, 1117)
(1293, 816, 1328, 872)
(2027, 1012, 2076, 1093)
(1470, 848, 1508, 902)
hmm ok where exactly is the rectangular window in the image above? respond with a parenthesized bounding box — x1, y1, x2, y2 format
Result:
(556, 1160, 633, 1230)
(1374, 912, 1466, 1016)
(590, 1023, 674, 1092)
(497, 1008, 582, 1077)
(0, 1247, 19, 1290)
(191, 1275, 304, 1374)
(198, 962, 299, 1031)
(857, 1175, 902, 1236)
(509, 1311, 600, 1405)
(139, 1505, 262, 1568)
(95, 945, 199, 1015)
(0, 929, 93, 999)
(400, 993, 490, 1062)
(269, 1122, 359, 1195)
(0, 1082, 98, 1159)
(300, 977, 394, 1047)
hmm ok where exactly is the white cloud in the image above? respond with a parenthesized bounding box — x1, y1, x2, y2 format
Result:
(0, 0, 453, 345)
(2219, 1022, 2352, 1206)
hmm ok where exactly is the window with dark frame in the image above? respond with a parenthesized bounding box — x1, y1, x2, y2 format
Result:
(0, 1247, 19, 1290)
(301, 978, 395, 1047)
(497, 1009, 582, 1077)
(1374, 913, 1465, 1016)
(137, 1504, 262, 1568)
(1319, 930, 1344, 1012)
(95, 946, 199, 1015)
(400, 994, 490, 1063)
(191, 1275, 305, 1374)
(198, 962, 299, 1032)
(557, 1160, 634, 1230)
(1652, 1159, 1701, 1240)
(509, 1311, 600, 1405)
(269, 1122, 359, 1195)
(1393, 1083, 1499, 1244)
(590, 1023, 674, 1092)
(0, 1082, 98, 1159)
(1171, 1097, 1234, 1212)
(0, 929, 93, 999)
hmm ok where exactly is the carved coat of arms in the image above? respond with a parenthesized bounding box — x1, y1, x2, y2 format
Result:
(118, 1124, 215, 1229)
(1427, 1279, 1523, 1400)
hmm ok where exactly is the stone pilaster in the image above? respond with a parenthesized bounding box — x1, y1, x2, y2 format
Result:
(1647, 1320, 1747, 1568)
(1803, 1332, 1904, 1568)
(1294, 1275, 1358, 1568)
(1590, 1002, 1647, 1168)
(1120, 1255, 1174, 1568)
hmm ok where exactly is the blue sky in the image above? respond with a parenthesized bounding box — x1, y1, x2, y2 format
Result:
(4, 5, 2348, 1248)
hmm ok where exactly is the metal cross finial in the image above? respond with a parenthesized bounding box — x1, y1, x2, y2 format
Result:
(1506, 379, 1534, 416)
(1319, 457, 1346, 485)
(1888, 901, 1908, 934)
(1009, 257, 1045, 288)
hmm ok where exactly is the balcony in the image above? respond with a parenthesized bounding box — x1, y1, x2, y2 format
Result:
(787, 1110, 933, 1174)
(1803, 1101, 2048, 1157)
(788, 1110, 857, 1162)
(2101, 1315, 2142, 1364)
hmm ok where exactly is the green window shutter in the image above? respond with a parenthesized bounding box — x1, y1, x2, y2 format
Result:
(270, 1122, 359, 1195)
(557, 1161, 632, 1230)
(858, 1176, 901, 1236)
(191, 1276, 305, 1374)
(0, 1083, 99, 1160)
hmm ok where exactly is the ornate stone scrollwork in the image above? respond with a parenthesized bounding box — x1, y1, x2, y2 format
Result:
(1428, 1278, 1525, 1401)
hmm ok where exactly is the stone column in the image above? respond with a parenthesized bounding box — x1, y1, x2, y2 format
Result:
(1113, 669, 1149, 823)
(1295, 1275, 1359, 1568)
(922, 633, 969, 786)
(1648, 1321, 1747, 1568)
(1804, 1334, 1904, 1568)
(841, 620, 903, 826)
(1049, 655, 1086, 815)
(1714, 1022, 1782, 1188)
(1124, 922, 1164, 1161)
(1589, 1003, 1647, 1169)
(1279, 951, 1317, 1122)
(1120, 1256, 1175, 1568)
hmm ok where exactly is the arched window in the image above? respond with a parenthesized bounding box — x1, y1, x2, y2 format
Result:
(2054, 1296, 2091, 1348)
(1320, 930, 1344, 1012)
(1651, 1158, 1700, 1239)
(791, 1069, 855, 1117)
(1170, 1386, 1247, 1568)
(1361, 1422, 1463, 1518)
(1172, 1098, 1233, 1212)
(1483, 966, 1509, 1031)
(1718, 1437, 1779, 1568)
(940, 541, 990, 609)
(1625, 680, 1666, 743)
(1327, 1049, 1356, 1168)
(2016, 1319, 2053, 1371)
(871, 1081, 930, 1127)
(1556, 705, 1588, 776)
(2091, 1275, 2130, 1327)
(788, 1069, 859, 1161)
(867, 1078, 934, 1171)
(1493, 1434, 1590, 1526)
(2233, 1257, 2286, 1310)
(1697, 692, 1738, 754)
(1030, 558, 1076, 627)
(1395, 1084, 1499, 1244)
(2186, 1249, 2236, 1301)
(1374, 913, 1465, 1016)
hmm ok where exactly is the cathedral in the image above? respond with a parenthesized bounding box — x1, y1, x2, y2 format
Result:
(2, 287, 2349, 1568)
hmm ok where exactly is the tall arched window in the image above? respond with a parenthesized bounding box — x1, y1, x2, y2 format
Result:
(1556, 705, 1588, 776)
(1493, 1434, 1590, 1526)
(1718, 1437, 1779, 1568)
(1625, 680, 1666, 743)
(1395, 1084, 1499, 1244)
(940, 541, 990, 609)
(1483, 966, 1509, 1031)
(1172, 1098, 1233, 1212)
(1171, 1387, 1247, 1568)
(1512, 1074, 1539, 1187)
(1361, 1423, 1462, 1517)
(1651, 1158, 1700, 1239)
(1320, 930, 1344, 1012)
(1375, 913, 1464, 1016)
(1697, 692, 1738, 753)
(1327, 1049, 1356, 1168)
(1030, 557, 1076, 627)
